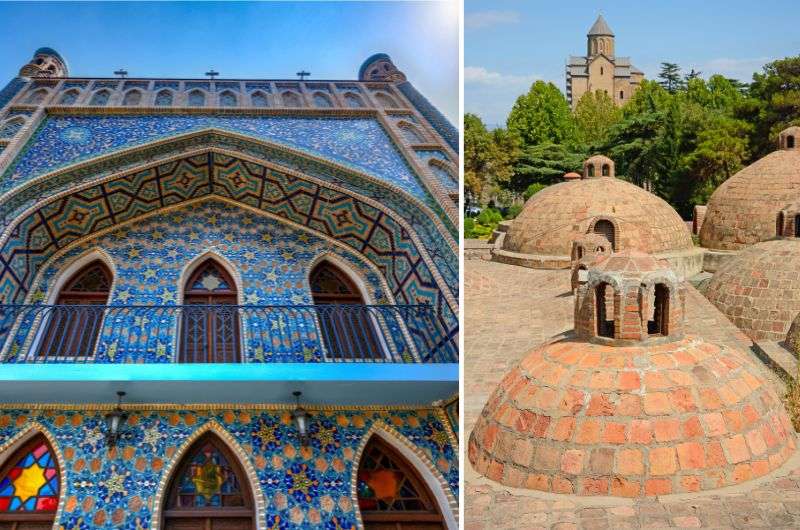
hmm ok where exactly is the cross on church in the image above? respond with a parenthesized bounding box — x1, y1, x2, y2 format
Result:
(113, 69, 128, 78)
(205, 69, 219, 79)
(296, 70, 310, 80)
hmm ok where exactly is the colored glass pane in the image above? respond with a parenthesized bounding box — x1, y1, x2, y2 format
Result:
(0, 439, 59, 512)
(189, 262, 231, 292)
(65, 263, 111, 293)
(173, 441, 244, 508)
(357, 440, 428, 513)
(310, 264, 355, 295)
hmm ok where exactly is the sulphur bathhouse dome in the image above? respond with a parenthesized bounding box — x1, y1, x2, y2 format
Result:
(700, 126, 800, 250)
(469, 251, 796, 497)
(706, 238, 800, 341)
(496, 156, 698, 275)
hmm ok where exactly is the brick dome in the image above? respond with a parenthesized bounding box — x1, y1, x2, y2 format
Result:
(502, 158, 693, 257)
(469, 251, 796, 497)
(706, 239, 800, 341)
(700, 126, 800, 250)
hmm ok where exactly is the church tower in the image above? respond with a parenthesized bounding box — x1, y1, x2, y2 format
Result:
(566, 15, 643, 108)
(587, 14, 615, 57)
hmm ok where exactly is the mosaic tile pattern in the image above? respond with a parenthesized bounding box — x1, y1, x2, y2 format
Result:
(0, 154, 457, 354)
(0, 407, 457, 529)
(0, 78, 26, 112)
(397, 82, 457, 152)
(1, 115, 432, 204)
(3, 200, 427, 363)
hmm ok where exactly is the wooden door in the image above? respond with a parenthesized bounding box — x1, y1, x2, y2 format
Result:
(180, 260, 240, 363)
(310, 262, 382, 360)
(163, 434, 254, 530)
(38, 261, 111, 358)
(357, 438, 446, 529)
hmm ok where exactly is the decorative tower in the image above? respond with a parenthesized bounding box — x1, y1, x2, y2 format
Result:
(470, 250, 796, 496)
(358, 53, 407, 83)
(587, 14, 615, 58)
(18, 48, 68, 78)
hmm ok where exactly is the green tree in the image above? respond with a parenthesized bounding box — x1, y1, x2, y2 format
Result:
(747, 56, 800, 158)
(574, 90, 622, 147)
(463, 113, 520, 208)
(507, 81, 576, 146)
(658, 62, 684, 93)
(511, 143, 586, 191)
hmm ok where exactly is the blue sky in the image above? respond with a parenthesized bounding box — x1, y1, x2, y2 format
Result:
(0, 1, 459, 123)
(466, 0, 800, 127)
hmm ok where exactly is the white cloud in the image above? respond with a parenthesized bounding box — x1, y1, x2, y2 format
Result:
(464, 66, 537, 87)
(465, 10, 519, 29)
(696, 57, 770, 80)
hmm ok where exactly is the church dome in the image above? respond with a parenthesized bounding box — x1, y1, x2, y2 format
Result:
(469, 250, 796, 497)
(502, 156, 693, 257)
(706, 239, 800, 341)
(700, 126, 800, 250)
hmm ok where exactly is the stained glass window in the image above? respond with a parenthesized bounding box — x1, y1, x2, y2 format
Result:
(60, 90, 79, 105)
(356, 438, 443, 525)
(219, 92, 237, 107)
(188, 90, 205, 107)
(310, 263, 357, 296)
(169, 437, 247, 509)
(0, 436, 59, 513)
(251, 91, 268, 107)
(64, 263, 112, 293)
(155, 90, 173, 106)
(344, 93, 363, 108)
(313, 93, 332, 108)
(89, 90, 110, 106)
(189, 262, 232, 292)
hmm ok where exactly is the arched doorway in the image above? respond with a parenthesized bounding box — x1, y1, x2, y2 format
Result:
(357, 436, 446, 529)
(309, 261, 382, 360)
(162, 433, 254, 529)
(180, 259, 241, 363)
(38, 260, 111, 358)
(0, 434, 60, 529)
(592, 220, 616, 251)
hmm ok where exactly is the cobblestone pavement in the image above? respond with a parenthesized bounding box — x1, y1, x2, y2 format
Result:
(464, 259, 799, 530)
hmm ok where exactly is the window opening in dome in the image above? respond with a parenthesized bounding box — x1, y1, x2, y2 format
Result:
(788, 136, 795, 149)
(592, 220, 615, 251)
(795, 215, 800, 238)
(601, 164, 610, 176)
(777, 212, 785, 237)
(646, 284, 669, 336)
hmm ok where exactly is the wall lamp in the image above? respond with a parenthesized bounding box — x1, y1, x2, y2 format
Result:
(291, 391, 310, 445)
(104, 391, 129, 447)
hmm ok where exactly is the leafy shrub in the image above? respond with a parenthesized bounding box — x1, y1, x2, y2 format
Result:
(505, 204, 523, 220)
(523, 183, 547, 200)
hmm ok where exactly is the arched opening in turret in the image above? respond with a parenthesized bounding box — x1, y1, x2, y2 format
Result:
(788, 135, 796, 149)
(595, 282, 615, 338)
(587, 164, 595, 177)
(794, 215, 800, 238)
(646, 283, 670, 336)
(601, 164, 610, 176)
(777, 211, 785, 236)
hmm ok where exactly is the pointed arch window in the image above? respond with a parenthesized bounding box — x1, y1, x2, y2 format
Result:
(122, 90, 142, 106)
(38, 261, 111, 359)
(357, 437, 445, 528)
(180, 259, 241, 363)
(219, 91, 237, 107)
(89, 90, 110, 106)
(310, 261, 382, 360)
(25, 89, 48, 105)
(0, 434, 60, 523)
(59, 90, 79, 105)
(344, 92, 364, 108)
(163, 433, 253, 529)
(313, 92, 333, 108)
(0, 119, 24, 139)
(374, 92, 399, 109)
(188, 90, 206, 107)
(250, 91, 268, 107)
(282, 91, 302, 107)
(399, 123, 423, 144)
(155, 90, 174, 106)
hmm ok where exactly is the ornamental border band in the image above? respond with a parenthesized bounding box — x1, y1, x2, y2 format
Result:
(0, 48, 459, 530)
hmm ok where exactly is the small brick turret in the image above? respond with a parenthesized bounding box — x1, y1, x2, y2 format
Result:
(583, 155, 615, 178)
(19, 48, 68, 78)
(779, 126, 799, 150)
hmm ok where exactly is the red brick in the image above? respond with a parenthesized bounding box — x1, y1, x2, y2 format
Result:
(487, 460, 504, 482)
(723, 434, 750, 464)
(504, 466, 526, 488)
(645, 478, 672, 496)
(701, 412, 727, 437)
(589, 448, 614, 474)
(551, 475, 574, 494)
(653, 419, 681, 442)
(587, 393, 615, 416)
(742, 404, 759, 425)
(576, 419, 602, 444)
(761, 423, 779, 448)
(628, 419, 653, 444)
(745, 429, 767, 456)
(643, 392, 672, 415)
(705, 441, 727, 467)
(617, 394, 642, 416)
(511, 438, 534, 467)
(483, 424, 499, 451)
(732, 463, 752, 483)
(551, 417, 575, 441)
(534, 387, 558, 409)
(699, 389, 723, 410)
(610, 476, 640, 497)
(676, 442, 706, 470)
(589, 371, 615, 389)
(682, 416, 704, 438)
(533, 446, 560, 471)
(680, 475, 701, 492)
(513, 410, 535, 432)
(525, 473, 550, 491)
(603, 422, 627, 444)
(644, 372, 670, 390)
(617, 448, 643, 475)
(561, 449, 584, 475)
(582, 477, 609, 495)
(723, 410, 745, 432)
(649, 447, 677, 475)
(618, 371, 641, 391)
(671, 387, 697, 412)
(531, 414, 552, 438)
(558, 389, 585, 415)
(752, 460, 769, 477)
